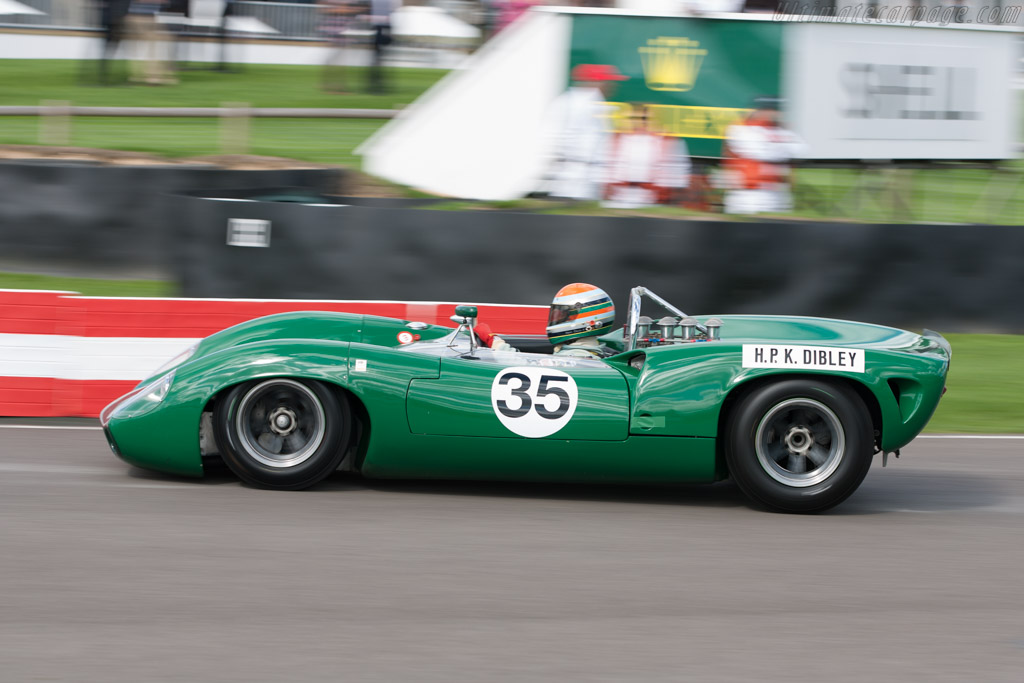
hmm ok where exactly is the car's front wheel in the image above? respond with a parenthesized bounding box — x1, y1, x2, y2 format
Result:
(214, 378, 351, 490)
(725, 379, 873, 513)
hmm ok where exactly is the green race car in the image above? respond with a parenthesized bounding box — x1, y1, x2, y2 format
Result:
(101, 287, 950, 512)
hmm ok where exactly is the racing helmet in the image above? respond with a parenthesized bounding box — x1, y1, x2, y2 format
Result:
(546, 283, 615, 345)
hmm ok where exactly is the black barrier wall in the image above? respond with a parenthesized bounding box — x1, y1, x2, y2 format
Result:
(0, 162, 343, 272)
(173, 192, 1024, 333)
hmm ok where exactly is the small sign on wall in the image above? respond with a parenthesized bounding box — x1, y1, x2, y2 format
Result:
(226, 219, 271, 247)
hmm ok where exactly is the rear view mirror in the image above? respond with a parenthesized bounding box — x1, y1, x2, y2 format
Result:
(450, 305, 479, 359)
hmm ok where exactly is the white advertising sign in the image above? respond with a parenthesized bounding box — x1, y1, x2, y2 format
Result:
(785, 23, 1018, 160)
(226, 218, 271, 247)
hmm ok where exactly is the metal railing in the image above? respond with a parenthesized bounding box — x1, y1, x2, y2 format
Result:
(1, 0, 337, 40)
(0, 0, 99, 29)
(230, 1, 322, 40)
(0, 105, 396, 118)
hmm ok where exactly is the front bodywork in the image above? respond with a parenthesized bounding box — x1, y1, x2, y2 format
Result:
(102, 309, 949, 484)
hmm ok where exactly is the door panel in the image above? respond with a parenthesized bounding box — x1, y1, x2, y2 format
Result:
(407, 351, 630, 441)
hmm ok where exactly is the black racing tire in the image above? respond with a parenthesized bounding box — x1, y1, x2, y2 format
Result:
(724, 379, 873, 513)
(213, 378, 351, 490)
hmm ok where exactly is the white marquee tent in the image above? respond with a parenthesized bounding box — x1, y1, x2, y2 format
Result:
(0, 0, 45, 16)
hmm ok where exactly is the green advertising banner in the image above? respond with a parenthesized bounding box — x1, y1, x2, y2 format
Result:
(569, 15, 783, 157)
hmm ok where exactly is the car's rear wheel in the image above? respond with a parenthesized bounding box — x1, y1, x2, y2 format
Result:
(214, 378, 351, 490)
(725, 379, 873, 513)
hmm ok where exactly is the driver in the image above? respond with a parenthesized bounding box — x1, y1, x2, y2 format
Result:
(478, 283, 615, 358)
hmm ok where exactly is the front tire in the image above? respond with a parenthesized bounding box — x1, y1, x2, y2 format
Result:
(214, 378, 351, 490)
(725, 379, 873, 513)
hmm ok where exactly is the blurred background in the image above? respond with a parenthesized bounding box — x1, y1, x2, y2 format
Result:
(2, 5, 1024, 682)
(1, 0, 1022, 430)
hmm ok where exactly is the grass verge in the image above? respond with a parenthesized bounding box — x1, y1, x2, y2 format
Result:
(0, 116, 386, 167)
(0, 60, 445, 110)
(926, 333, 1024, 434)
(1, 272, 1019, 433)
(2, 61, 1022, 222)
(0, 59, 437, 166)
(0, 271, 175, 297)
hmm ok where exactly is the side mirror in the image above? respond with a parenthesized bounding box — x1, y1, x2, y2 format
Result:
(450, 304, 479, 359)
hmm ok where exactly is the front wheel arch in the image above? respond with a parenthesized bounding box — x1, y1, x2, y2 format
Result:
(204, 378, 370, 487)
(719, 376, 876, 513)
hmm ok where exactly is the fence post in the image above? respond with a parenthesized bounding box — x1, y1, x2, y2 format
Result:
(974, 164, 1023, 224)
(220, 102, 251, 155)
(39, 100, 71, 146)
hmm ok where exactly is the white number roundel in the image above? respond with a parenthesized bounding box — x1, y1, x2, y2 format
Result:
(491, 367, 578, 438)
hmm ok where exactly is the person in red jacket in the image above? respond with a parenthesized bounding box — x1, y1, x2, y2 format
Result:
(603, 105, 691, 209)
(722, 98, 805, 215)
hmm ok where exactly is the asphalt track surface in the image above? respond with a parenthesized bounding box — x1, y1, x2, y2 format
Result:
(1, 426, 1022, 682)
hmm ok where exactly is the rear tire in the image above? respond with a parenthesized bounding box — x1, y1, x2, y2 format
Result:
(214, 378, 351, 490)
(725, 379, 873, 513)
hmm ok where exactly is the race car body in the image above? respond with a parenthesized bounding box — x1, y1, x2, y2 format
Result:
(101, 288, 950, 512)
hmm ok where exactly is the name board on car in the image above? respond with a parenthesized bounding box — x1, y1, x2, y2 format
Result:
(742, 344, 865, 373)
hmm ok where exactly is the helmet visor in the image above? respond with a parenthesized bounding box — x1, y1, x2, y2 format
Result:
(548, 304, 579, 327)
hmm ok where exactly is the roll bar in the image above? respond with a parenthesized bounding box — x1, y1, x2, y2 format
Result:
(624, 286, 708, 351)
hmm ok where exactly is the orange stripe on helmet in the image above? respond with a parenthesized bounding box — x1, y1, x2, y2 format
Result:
(554, 283, 599, 298)
(568, 304, 613, 321)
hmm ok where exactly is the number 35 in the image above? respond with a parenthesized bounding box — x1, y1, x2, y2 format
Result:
(496, 373, 571, 420)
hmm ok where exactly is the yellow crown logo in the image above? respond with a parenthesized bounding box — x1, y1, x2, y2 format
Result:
(639, 37, 707, 92)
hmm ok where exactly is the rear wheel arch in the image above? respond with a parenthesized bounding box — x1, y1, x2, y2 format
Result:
(718, 373, 882, 455)
(716, 374, 880, 512)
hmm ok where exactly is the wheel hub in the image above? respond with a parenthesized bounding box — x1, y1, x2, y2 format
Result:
(268, 407, 298, 436)
(754, 398, 846, 488)
(234, 379, 328, 470)
(784, 425, 814, 457)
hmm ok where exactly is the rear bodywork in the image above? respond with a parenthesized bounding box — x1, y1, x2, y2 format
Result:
(102, 310, 950, 483)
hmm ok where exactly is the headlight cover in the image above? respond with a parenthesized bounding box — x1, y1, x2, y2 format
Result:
(151, 343, 199, 376)
(104, 371, 175, 422)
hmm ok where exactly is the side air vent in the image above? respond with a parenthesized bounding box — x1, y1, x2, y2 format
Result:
(888, 378, 925, 423)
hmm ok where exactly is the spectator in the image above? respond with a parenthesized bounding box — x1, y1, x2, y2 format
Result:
(722, 98, 805, 215)
(603, 105, 691, 209)
(96, 0, 131, 84)
(479, 0, 500, 40)
(496, 0, 539, 34)
(545, 63, 627, 201)
(217, 0, 237, 71)
(319, 0, 358, 93)
(367, 0, 396, 94)
(125, 0, 176, 85)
